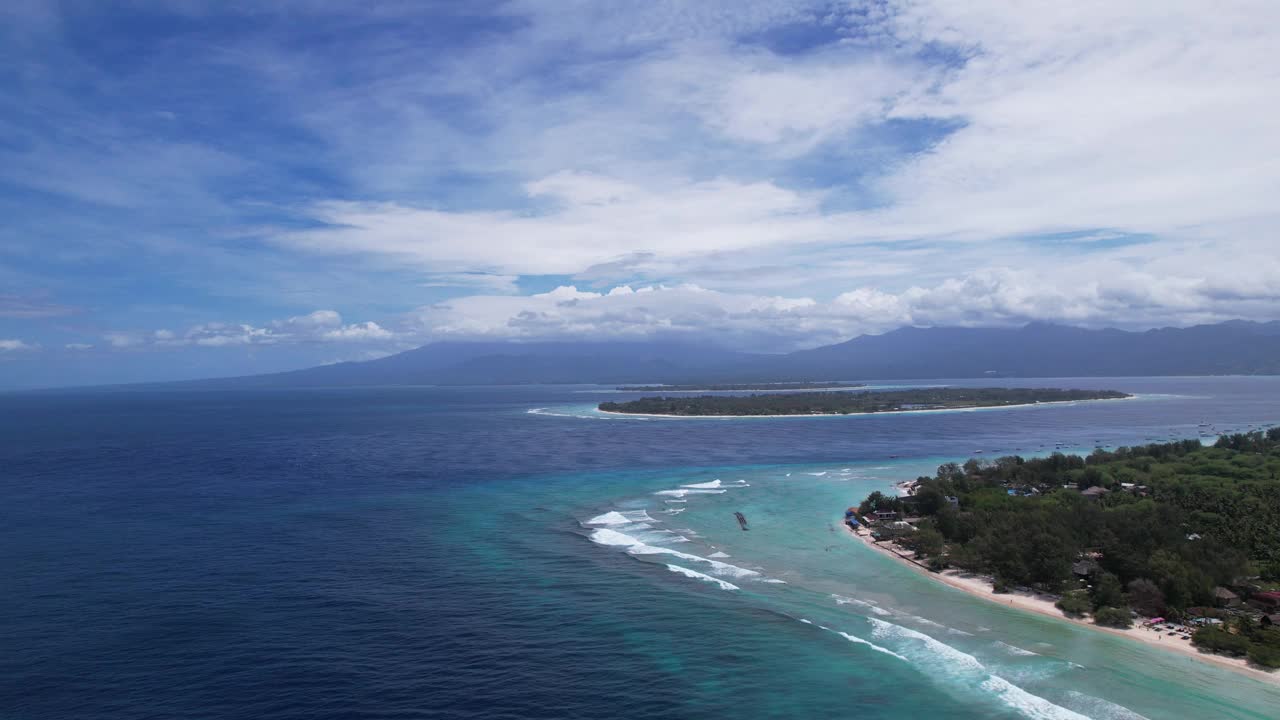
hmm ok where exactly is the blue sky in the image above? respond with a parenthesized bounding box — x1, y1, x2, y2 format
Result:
(2, 1, 1278, 388)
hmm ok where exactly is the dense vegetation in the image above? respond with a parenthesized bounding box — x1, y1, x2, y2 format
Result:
(615, 382, 865, 391)
(858, 429, 1280, 666)
(600, 387, 1129, 416)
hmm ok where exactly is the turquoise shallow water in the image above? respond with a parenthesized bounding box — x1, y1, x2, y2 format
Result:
(559, 460, 1280, 719)
(3, 377, 1279, 718)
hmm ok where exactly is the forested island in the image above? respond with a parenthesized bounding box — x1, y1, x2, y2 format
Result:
(855, 429, 1280, 668)
(615, 382, 865, 392)
(599, 387, 1129, 416)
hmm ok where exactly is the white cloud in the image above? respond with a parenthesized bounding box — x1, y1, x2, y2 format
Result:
(261, 0, 1280, 329)
(275, 310, 342, 330)
(409, 264, 1280, 350)
(100, 310, 401, 351)
(64, 343, 94, 350)
(104, 332, 143, 348)
(320, 321, 392, 341)
(0, 338, 38, 352)
(645, 49, 921, 153)
(185, 322, 276, 347)
(274, 175, 832, 276)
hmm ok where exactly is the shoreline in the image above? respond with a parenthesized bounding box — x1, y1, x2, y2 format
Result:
(841, 523, 1279, 685)
(612, 385, 868, 393)
(596, 395, 1136, 419)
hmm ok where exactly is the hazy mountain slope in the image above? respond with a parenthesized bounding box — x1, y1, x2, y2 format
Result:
(179, 320, 1280, 388)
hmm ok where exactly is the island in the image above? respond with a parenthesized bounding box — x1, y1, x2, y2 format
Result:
(614, 381, 865, 392)
(847, 429, 1280, 675)
(598, 387, 1129, 416)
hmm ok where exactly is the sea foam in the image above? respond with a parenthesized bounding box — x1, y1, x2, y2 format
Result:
(589, 528, 760, 578)
(585, 510, 653, 525)
(833, 594, 892, 616)
(994, 640, 1039, 657)
(867, 618, 1090, 720)
(665, 564, 739, 591)
(836, 631, 909, 661)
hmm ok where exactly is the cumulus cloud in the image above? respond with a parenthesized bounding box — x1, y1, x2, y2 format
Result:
(277, 310, 342, 330)
(409, 265, 1280, 351)
(319, 321, 393, 341)
(101, 311, 400, 351)
(104, 253, 1280, 353)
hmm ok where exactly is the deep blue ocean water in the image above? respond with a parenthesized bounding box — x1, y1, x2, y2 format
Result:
(3, 377, 1280, 719)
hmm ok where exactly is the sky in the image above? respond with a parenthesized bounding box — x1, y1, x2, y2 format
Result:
(2, 1, 1279, 388)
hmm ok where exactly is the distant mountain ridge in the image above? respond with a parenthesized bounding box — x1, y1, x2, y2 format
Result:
(771, 320, 1280, 379)
(187, 320, 1280, 387)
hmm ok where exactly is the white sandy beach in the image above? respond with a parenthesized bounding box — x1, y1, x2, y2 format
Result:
(842, 523, 1279, 685)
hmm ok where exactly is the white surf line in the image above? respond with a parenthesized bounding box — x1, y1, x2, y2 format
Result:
(665, 564, 739, 591)
(589, 527, 760, 578)
(868, 618, 1091, 720)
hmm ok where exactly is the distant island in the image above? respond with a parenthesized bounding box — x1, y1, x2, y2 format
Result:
(598, 387, 1129, 416)
(615, 381, 865, 392)
(848, 429, 1280, 673)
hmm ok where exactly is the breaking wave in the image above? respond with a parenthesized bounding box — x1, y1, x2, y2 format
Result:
(655, 488, 727, 497)
(665, 564, 739, 591)
(589, 528, 760, 578)
(994, 640, 1040, 657)
(836, 631, 909, 661)
(584, 509, 655, 526)
(868, 618, 1091, 720)
(833, 594, 893, 616)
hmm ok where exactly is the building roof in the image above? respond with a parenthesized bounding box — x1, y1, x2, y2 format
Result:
(1213, 586, 1238, 600)
(1081, 486, 1108, 496)
(1072, 559, 1100, 576)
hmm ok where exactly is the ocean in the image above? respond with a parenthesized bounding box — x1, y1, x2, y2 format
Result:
(3, 376, 1279, 719)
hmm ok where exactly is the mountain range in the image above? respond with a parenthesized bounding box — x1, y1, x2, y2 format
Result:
(186, 320, 1280, 387)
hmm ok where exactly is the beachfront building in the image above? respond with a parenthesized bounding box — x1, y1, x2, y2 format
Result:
(1212, 587, 1240, 608)
(1250, 590, 1280, 611)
